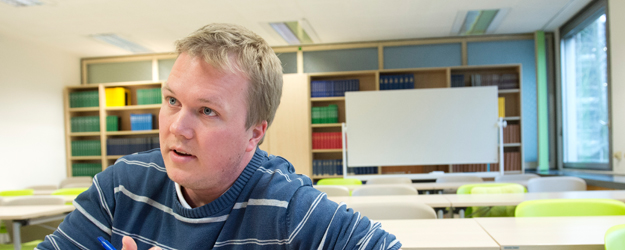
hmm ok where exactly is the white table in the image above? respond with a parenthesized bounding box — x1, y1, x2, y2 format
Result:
(0, 205, 74, 250)
(377, 219, 500, 249)
(475, 216, 625, 249)
(328, 195, 451, 218)
(443, 190, 625, 218)
(317, 180, 528, 194)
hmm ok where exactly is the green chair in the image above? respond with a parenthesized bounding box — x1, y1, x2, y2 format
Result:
(515, 199, 625, 217)
(457, 183, 526, 217)
(0, 189, 34, 197)
(0, 240, 42, 250)
(605, 224, 625, 250)
(316, 178, 362, 186)
(0, 189, 34, 244)
(52, 187, 88, 205)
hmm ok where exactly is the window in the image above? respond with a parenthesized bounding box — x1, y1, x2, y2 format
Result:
(560, 1, 609, 169)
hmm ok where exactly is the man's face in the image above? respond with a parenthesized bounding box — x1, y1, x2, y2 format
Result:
(159, 52, 262, 192)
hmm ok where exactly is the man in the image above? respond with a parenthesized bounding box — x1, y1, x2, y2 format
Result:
(37, 23, 401, 250)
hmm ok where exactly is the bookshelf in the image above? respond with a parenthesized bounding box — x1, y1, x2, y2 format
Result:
(308, 65, 524, 180)
(64, 81, 163, 177)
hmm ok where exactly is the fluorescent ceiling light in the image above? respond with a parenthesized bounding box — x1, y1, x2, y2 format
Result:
(269, 19, 320, 45)
(90, 34, 152, 54)
(0, 0, 41, 7)
(451, 9, 508, 36)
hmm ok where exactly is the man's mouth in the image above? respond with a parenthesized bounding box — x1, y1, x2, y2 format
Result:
(173, 149, 193, 156)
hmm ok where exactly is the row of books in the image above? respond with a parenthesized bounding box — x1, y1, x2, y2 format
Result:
(380, 74, 415, 90)
(312, 159, 343, 176)
(72, 163, 102, 177)
(69, 91, 99, 108)
(137, 88, 162, 105)
(105, 87, 131, 107)
(380, 165, 449, 174)
(71, 116, 119, 132)
(503, 124, 521, 143)
(452, 164, 496, 172)
(312, 132, 342, 149)
(130, 114, 154, 131)
(347, 166, 379, 175)
(470, 74, 519, 89)
(503, 151, 522, 171)
(450, 74, 519, 89)
(71, 140, 101, 156)
(310, 79, 360, 98)
(106, 137, 160, 155)
(311, 105, 338, 124)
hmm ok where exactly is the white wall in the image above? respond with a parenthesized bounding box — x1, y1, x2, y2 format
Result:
(609, 0, 625, 173)
(0, 35, 80, 190)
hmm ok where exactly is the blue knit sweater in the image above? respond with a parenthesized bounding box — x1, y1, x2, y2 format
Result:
(36, 148, 401, 249)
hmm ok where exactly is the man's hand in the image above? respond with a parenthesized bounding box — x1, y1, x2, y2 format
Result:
(121, 236, 162, 250)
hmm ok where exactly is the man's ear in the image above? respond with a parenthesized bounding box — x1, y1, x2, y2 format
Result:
(246, 120, 268, 152)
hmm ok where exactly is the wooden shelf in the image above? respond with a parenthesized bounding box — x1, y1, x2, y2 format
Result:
(107, 130, 159, 136)
(311, 123, 342, 128)
(312, 149, 343, 153)
(107, 155, 124, 160)
(311, 97, 345, 102)
(68, 107, 99, 112)
(498, 89, 520, 94)
(312, 175, 343, 179)
(503, 116, 521, 121)
(503, 143, 522, 147)
(70, 156, 102, 160)
(105, 104, 161, 111)
(69, 132, 101, 137)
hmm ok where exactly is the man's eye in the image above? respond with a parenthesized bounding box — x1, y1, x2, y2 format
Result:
(168, 97, 177, 105)
(203, 107, 215, 116)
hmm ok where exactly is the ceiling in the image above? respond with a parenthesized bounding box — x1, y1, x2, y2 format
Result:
(0, 0, 592, 58)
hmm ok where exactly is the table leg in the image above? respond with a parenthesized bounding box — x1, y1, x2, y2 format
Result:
(437, 209, 444, 219)
(458, 209, 465, 218)
(12, 221, 21, 250)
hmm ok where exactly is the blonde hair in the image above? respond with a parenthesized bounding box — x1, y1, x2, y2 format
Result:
(175, 23, 283, 142)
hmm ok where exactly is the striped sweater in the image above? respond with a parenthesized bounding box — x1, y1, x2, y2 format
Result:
(37, 148, 401, 249)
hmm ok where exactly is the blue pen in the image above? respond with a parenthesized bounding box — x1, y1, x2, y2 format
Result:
(97, 236, 118, 250)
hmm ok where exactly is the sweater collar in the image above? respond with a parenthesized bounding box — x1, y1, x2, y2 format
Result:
(173, 148, 266, 218)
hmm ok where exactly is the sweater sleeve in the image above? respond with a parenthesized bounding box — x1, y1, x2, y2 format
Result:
(36, 167, 118, 250)
(286, 186, 401, 250)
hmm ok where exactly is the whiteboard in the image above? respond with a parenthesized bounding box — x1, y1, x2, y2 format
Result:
(345, 86, 499, 167)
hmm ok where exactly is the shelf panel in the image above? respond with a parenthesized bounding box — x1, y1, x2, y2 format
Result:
(107, 155, 124, 160)
(70, 156, 102, 160)
(312, 175, 343, 179)
(311, 123, 342, 128)
(311, 97, 345, 102)
(70, 132, 101, 137)
(503, 143, 522, 147)
(105, 104, 161, 111)
(498, 89, 520, 94)
(503, 116, 520, 121)
(106, 130, 159, 136)
(312, 149, 343, 153)
(69, 107, 99, 112)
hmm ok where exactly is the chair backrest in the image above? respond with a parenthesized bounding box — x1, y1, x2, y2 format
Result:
(25, 185, 58, 191)
(527, 176, 586, 192)
(317, 178, 362, 186)
(0, 189, 34, 197)
(351, 185, 417, 196)
(366, 177, 412, 185)
(349, 200, 437, 220)
(457, 183, 526, 195)
(436, 175, 483, 183)
(1, 196, 65, 206)
(51, 187, 89, 196)
(494, 173, 540, 182)
(515, 199, 625, 217)
(314, 185, 350, 196)
(59, 176, 92, 189)
(605, 224, 625, 250)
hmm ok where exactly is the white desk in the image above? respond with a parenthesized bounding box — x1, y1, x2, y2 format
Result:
(475, 216, 625, 249)
(328, 195, 450, 218)
(377, 219, 500, 249)
(0, 205, 74, 250)
(317, 180, 528, 194)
